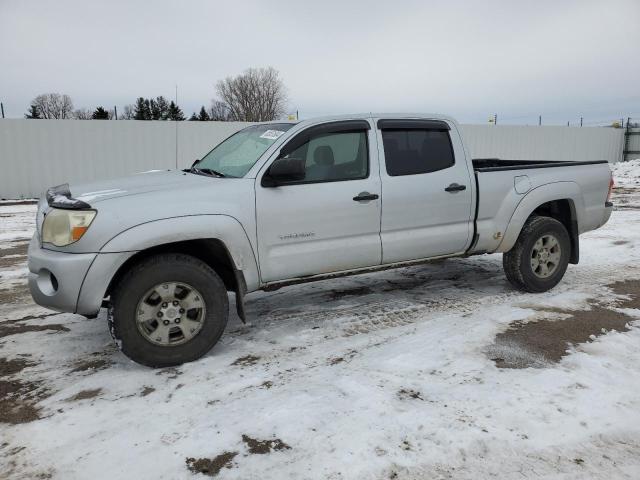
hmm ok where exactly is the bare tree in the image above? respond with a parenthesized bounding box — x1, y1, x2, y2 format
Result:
(30, 93, 74, 119)
(120, 104, 135, 120)
(209, 100, 230, 121)
(73, 108, 93, 120)
(215, 67, 287, 121)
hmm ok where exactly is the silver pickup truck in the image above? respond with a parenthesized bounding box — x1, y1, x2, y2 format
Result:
(28, 114, 614, 367)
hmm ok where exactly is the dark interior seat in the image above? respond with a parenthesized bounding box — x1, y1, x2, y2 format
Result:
(306, 145, 335, 181)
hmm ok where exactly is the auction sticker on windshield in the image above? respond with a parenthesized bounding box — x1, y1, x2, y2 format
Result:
(260, 130, 286, 140)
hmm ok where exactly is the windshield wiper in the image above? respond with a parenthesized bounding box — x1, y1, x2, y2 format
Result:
(189, 166, 227, 178)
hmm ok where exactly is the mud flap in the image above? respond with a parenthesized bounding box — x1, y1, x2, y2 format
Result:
(569, 219, 579, 264)
(233, 268, 247, 323)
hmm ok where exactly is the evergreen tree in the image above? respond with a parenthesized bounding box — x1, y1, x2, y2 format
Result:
(144, 99, 152, 119)
(133, 97, 150, 120)
(197, 106, 210, 121)
(188, 112, 198, 121)
(149, 98, 159, 119)
(167, 101, 185, 121)
(153, 96, 170, 120)
(25, 104, 41, 119)
(132, 96, 182, 120)
(92, 106, 110, 119)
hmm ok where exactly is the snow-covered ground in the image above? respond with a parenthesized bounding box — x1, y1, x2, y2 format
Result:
(1, 162, 640, 479)
(0, 204, 37, 244)
(611, 158, 640, 188)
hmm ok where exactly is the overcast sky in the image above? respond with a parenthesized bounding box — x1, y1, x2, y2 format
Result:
(1, 0, 639, 124)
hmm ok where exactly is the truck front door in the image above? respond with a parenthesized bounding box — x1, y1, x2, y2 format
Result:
(255, 120, 382, 283)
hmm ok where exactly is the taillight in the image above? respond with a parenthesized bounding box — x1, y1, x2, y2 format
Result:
(607, 173, 614, 202)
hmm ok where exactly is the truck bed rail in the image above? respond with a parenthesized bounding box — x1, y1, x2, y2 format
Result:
(472, 158, 608, 172)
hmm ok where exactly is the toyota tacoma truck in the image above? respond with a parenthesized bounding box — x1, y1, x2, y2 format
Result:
(28, 114, 614, 367)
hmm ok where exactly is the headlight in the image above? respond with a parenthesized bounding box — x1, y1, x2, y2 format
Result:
(42, 208, 97, 246)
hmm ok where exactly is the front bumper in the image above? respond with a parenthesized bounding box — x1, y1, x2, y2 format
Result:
(28, 234, 97, 314)
(28, 234, 137, 316)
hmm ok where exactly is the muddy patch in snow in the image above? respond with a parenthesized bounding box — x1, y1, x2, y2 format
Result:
(156, 367, 183, 379)
(9, 312, 59, 322)
(397, 388, 424, 401)
(231, 354, 260, 367)
(328, 349, 357, 365)
(186, 451, 238, 477)
(328, 285, 373, 300)
(0, 378, 50, 424)
(612, 187, 640, 210)
(65, 388, 102, 402)
(140, 386, 156, 397)
(0, 200, 37, 207)
(0, 318, 69, 338)
(0, 354, 49, 424)
(0, 241, 29, 269)
(609, 279, 640, 309)
(0, 357, 36, 376)
(242, 434, 291, 454)
(0, 283, 31, 306)
(612, 240, 630, 246)
(487, 280, 640, 368)
(69, 356, 112, 374)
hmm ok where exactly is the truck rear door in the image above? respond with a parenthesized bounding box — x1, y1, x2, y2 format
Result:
(376, 118, 474, 263)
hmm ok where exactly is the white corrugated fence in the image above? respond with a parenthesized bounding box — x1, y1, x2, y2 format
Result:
(0, 119, 625, 199)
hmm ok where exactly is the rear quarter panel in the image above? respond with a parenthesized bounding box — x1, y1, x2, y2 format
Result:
(474, 162, 611, 253)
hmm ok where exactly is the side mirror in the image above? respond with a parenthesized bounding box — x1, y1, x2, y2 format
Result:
(262, 157, 305, 187)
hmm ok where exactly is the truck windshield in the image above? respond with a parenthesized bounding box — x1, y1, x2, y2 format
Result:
(194, 123, 295, 178)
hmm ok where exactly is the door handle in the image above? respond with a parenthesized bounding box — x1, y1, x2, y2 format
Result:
(353, 192, 379, 201)
(444, 183, 466, 192)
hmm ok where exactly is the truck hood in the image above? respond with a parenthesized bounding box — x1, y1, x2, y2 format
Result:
(68, 170, 215, 204)
(39, 169, 256, 255)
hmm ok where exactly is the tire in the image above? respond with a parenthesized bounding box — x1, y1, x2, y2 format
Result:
(503, 216, 571, 293)
(109, 253, 229, 368)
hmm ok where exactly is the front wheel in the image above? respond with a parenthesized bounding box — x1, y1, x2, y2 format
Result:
(503, 216, 571, 293)
(109, 253, 229, 367)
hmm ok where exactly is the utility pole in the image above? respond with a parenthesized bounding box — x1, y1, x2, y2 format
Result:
(114, 106, 118, 120)
(580, 117, 583, 127)
(494, 113, 497, 125)
(175, 84, 179, 169)
(538, 115, 541, 126)
(0, 102, 4, 119)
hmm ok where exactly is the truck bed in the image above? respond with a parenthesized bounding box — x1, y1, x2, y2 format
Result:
(469, 158, 612, 256)
(472, 158, 608, 172)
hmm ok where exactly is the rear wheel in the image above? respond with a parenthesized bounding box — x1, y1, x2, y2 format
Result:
(503, 216, 570, 293)
(109, 253, 229, 367)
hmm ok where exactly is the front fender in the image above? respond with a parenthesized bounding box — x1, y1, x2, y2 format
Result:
(75, 215, 261, 315)
(99, 214, 260, 289)
(496, 182, 584, 253)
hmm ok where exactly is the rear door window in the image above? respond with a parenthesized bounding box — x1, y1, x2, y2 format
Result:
(382, 129, 454, 176)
